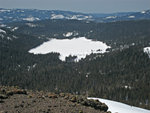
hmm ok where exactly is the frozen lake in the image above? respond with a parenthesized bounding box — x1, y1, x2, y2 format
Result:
(29, 37, 110, 61)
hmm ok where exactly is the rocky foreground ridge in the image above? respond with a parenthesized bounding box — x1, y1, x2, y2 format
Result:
(0, 86, 110, 113)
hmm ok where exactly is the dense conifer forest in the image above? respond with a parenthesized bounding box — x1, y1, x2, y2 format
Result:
(1, 19, 150, 109)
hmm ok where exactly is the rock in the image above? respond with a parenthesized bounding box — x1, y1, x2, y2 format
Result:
(70, 103, 76, 107)
(59, 93, 65, 97)
(32, 100, 36, 103)
(79, 110, 83, 113)
(20, 104, 24, 108)
(6, 89, 27, 96)
(70, 96, 77, 102)
(0, 111, 8, 113)
(47, 109, 51, 111)
(0, 99, 4, 103)
(14, 105, 19, 108)
(64, 95, 69, 99)
(15, 89, 27, 95)
(73, 97, 108, 112)
(22, 101, 25, 103)
(0, 89, 6, 94)
(77, 97, 84, 103)
(6, 91, 13, 96)
(48, 93, 58, 99)
(80, 100, 88, 106)
(27, 95, 33, 98)
(100, 103, 108, 112)
(0, 94, 8, 99)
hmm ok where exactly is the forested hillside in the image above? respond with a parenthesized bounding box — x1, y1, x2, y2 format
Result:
(8, 19, 150, 47)
(0, 19, 150, 110)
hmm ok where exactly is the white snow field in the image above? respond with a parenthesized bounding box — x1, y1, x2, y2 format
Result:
(144, 47, 150, 58)
(88, 97, 150, 113)
(29, 37, 110, 61)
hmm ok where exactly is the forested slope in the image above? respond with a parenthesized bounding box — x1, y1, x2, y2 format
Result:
(0, 20, 150, 109)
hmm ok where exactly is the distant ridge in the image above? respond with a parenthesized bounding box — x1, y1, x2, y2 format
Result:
(0, 8, 150, 23)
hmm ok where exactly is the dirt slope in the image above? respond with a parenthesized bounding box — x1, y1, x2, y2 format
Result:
(0, 86, 110, 113)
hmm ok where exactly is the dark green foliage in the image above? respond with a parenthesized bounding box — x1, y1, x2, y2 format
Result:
(1, 20, 150, 110)
(8, 19, 150, 44)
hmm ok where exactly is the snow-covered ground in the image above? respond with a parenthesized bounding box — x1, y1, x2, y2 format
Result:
(26, 23, 37, 27)
(63, 32, 73, 37)
(11, 27, 18, 31)
(0, 29, 6, 34)
(128, 16, 135, 18)
(106, 16, 117, 19)
(88, 97, 150, 113)
(144, 47, 150, 54)
(23, 17, 40, 21)
(144, 47, 150, 58)
(50, 14, 92, 20)
(29, 37, 110, 61)
(51, 14, 65, 19)
(141, 11, 146, 14)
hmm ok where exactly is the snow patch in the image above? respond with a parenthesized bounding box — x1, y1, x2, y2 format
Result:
(88, 97, 150, 113)
(106, 16, 116, 19)
(141, 11, 146, 14)
(0, 24, 6, 27)
(0, 9, 10, 12)
(12, 35, 18, 39)
(51, 14, 65, 19)
(66, 15, 92, 20)
(0, 34, 4, 39)
(29, 37, 110, 61)
(124, 85, 132, 89)
(50, 14, 92, 20)
(26, 23, 37, 27)
(23, 17, 40, 21)
(128, 16, 135, 18)
(69, 15, 79, 20)
(144, 47, 150, 58)
(7, 37, 12, 40)
(75, 15, 92, 20)
(12, 27, 18, 31)
(32, 64, 37, 68)
(74, 32, 79, 36)
(0, 29, 6, 34)
(63, 32, 73, 37)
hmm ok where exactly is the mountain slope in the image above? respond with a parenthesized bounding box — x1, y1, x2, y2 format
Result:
(0, 8, 150, 23)
(0, 19, 150, 110)
(0, 8, 93, 23)
(105, 9, 150, 22)
(7, 19, 150, 47)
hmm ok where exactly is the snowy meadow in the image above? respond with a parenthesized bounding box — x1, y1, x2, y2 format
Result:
(29, 37, 110, 61)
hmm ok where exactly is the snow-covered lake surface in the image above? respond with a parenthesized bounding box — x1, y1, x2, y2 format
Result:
(88, 97, 150, 113)
(29, 37, 110, 61)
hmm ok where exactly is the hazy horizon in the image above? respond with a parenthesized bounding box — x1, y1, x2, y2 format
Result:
(0, 0, 150, 13)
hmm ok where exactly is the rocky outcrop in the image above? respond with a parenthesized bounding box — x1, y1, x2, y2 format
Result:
(0, 86, 110, 113)
(0, 86, 27, 96)
(68, 95, 108, 112)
